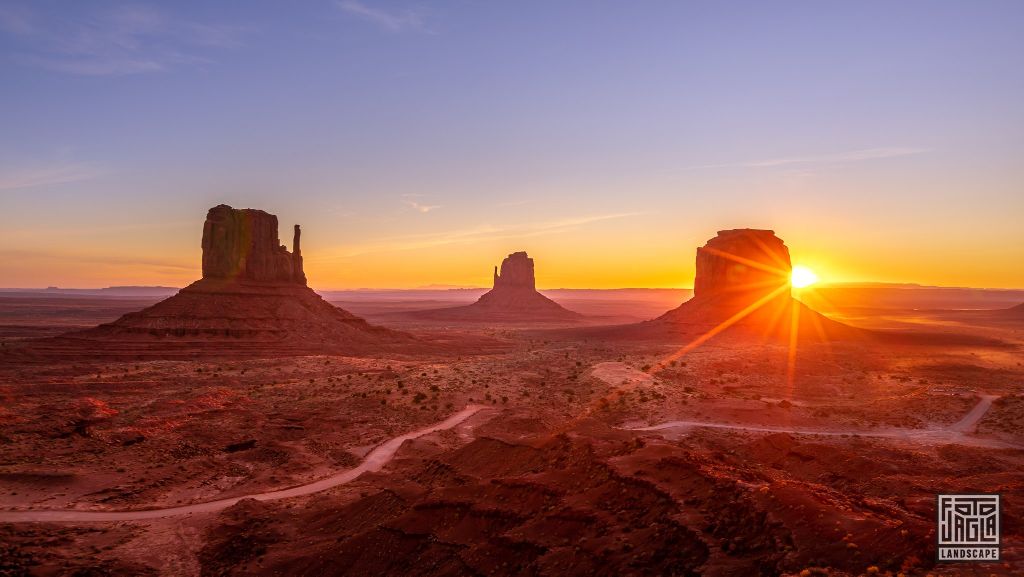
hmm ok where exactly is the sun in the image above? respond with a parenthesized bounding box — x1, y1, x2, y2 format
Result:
(790, 265, 818, 289)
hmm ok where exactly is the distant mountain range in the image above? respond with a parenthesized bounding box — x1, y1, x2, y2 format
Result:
(0, 286, 181, 297)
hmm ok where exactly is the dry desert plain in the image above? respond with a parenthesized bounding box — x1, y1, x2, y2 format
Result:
(0, 287, 1022, 576)
(1, 214, 1023, 577)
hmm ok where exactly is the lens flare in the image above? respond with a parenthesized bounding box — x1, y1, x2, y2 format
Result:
(791, 265, 818, 288)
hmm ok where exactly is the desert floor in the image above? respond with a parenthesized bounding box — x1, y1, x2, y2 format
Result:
(0, 292, 1022, 576)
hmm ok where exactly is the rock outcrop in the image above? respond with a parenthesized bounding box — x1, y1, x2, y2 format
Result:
(692, 229, 791, 300)
(39, 205, 414, 357)
(201, 205, 306, 285)
(405, 251, 582, 323)
(651, 229, 857, 341)
(492, 251, 536, 290)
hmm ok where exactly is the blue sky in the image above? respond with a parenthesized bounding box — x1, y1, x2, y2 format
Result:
(2, 1, 1022, 288)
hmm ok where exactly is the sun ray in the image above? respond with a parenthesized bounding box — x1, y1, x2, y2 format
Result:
(715, 277, 790, 295)
(759, 293, 791, 342)
(786, 300, 801, 391)
(749, 232, 794, 271)
(655, 283, 791, 370)
(699, 246, 790, 278)
(793, 284, 842, 318)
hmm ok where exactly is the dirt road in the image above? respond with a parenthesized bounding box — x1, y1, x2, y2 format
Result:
(628, 396, 1018, 449)
(0, 405, 487, 523)
(586, 363, 1017, 449)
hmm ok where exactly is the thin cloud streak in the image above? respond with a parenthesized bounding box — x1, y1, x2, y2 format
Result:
(0, 162, 107, 191)
(311, 212, 643, 260)
(4, 218, 192, 241)
(401, 193, 440, 213)
(0, 4, 33, 35)
(1, 4, 253, 76)
(406, 200, 441, 213)
(14, 55, 163, 76)
(336, 0, 428, 33)
(679, 147, 929, 171)
(0, 249, 194, 272)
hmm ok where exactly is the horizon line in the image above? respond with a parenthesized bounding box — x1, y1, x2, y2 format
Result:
(4, 281, 1024, 293)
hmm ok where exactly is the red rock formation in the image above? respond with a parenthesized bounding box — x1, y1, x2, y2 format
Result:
(201, 205, 306, 285)
(653, 229, 857, 341)
(406, 251, 581, 323)
(492, 251, 536, 290)
(37, 205, 415, 357)
(693, 229, 791, 300)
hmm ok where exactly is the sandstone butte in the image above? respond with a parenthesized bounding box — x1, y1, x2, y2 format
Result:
(408, 251, 582, 323)
(26, 205, 414, 358)
(653, 229, 858, 340)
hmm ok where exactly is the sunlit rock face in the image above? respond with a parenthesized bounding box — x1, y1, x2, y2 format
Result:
(492, 251, 536, 291)
(201, 204, 306, 285)
(693, 229, 792, 301)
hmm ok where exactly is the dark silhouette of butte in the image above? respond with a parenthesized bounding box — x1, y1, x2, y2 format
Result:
(31, 205, 411, 357)
(562, 229, 858, 342)
(410, 251, 582, 322)
(652, 229, 857, 340)
(658, 229, 1009, 347)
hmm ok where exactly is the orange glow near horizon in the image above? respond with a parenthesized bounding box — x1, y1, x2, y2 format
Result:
(3, 220, 1024, 290)
(644, 243, 848, 388)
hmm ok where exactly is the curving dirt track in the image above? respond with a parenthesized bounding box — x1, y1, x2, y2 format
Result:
(589, 363, 1018, 449)
(948, 393, 998, 433)
(627, 395, 1019, 449)
(0, 405, 487, 523)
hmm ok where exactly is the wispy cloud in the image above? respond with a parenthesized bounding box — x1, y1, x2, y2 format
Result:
(401, 193, 440, 213)
(406, 200, 441, 213)
(0, 162, 107, 191)
(679, 147, 929, 171)
(312, 212, 642, 260)
(14, 55, 164, 76)
(336, 0, 429, 33)
(5, 218, 192, 241)
(0, 4, 33, 35)
(1, 4, 253, 76)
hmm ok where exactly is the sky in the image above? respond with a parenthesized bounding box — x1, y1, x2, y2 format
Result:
(1, 0, 1022, 290)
